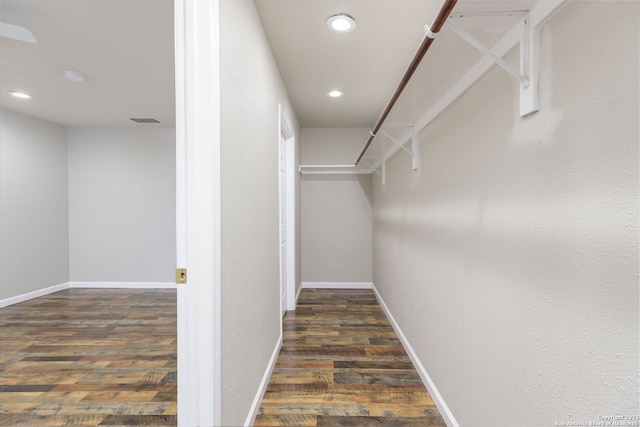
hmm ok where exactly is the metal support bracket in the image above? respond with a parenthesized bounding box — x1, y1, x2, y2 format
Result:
(380, 127, 420, 171)
(445, 13, 539, 116)
(361, 159, 383, 178)
(381, 161, 386, 186)
(381, 130, 413, 157)
(411, 129, 420, 171)
(519, 16, 539, 116)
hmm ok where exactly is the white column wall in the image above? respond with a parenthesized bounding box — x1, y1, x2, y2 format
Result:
(219, 0, 300, 424)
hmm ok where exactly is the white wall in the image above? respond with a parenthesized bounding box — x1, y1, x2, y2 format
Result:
(0, 109, 69, 300)
(68, 127, 176, 282)
(301, 127, 370, 164)
(371, 2, 639, 426)
(301, 175, 372, 283)
(219, 0, 299, 424)
(301, 127, 372, 283)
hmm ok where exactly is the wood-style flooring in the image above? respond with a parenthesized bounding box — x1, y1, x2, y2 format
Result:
(0, 288, 176, 426)
(255, 288, 445, 427)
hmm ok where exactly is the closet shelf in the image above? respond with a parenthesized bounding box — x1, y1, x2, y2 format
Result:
(298, 164, 373, 175)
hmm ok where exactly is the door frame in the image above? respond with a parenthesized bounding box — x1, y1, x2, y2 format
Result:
(278, 105, 296, 315)
(175, 0, 221, 425)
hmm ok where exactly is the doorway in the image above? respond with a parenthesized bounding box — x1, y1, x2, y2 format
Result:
(279, 106, 296, 319)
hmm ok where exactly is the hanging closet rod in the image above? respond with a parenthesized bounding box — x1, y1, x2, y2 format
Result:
(355, 0, 458, 165)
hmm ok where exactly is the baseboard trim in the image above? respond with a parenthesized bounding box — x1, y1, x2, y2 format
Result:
(0, 282, 71, 308)
(69, 282, 178, 289)
(371, 284, 459, 427)
(295, 283, 303, 304)
(0, 281, 178, 309)
(244, 332, 283, 426)
(301, 281, 373, 289)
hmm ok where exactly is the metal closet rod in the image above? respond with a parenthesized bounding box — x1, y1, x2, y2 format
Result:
(355, 0, 458, 165)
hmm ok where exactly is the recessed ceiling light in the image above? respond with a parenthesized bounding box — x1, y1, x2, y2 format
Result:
(326, 89, 344, 98)
(129, 117, 162, 124)
(8, 91, 33, 99)
(64, 69, 86, 82)
(326, 13, 357, 33)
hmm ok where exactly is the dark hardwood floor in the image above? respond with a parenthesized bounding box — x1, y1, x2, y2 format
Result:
(1, 287, 443, 426)
(255, 288, 445, 427)
(0, 288, 176, 426)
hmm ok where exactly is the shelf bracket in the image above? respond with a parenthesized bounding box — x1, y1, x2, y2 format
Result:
(361, 159, 383, 177)
(380, 130, 413, 157)
(445, 14, 539, 116)
(362, 158, 386, 185)
(381, 161, 386, 186)
(411, 128, 420, 171)
(519, 16, 539, 116)
(381, 128, 420, 172)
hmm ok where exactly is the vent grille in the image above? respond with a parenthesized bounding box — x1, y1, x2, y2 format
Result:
(129, 117, 161, 124)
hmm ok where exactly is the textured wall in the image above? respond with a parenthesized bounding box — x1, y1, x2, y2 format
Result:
(301, 128, 371, 165)
(68, 127, 176, 282)
(219, 0, 299, 424)
(0, 109, 69, 300)
(301, 128, 373, 283)
(301, 175, 372, 283)
(371, 2, 639, 426)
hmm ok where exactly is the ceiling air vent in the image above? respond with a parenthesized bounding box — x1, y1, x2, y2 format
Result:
(129, 117, 161, 124)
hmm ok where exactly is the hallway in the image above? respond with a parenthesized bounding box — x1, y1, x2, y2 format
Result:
(255, 289, 445, 426)
(0, 0, 636, 424)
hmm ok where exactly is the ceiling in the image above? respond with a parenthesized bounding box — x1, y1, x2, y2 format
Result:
(0, 0, 175, 127)
(255, 0, 535, 129)
(254, 0, 535, 164)
(0, 0, 534, 133)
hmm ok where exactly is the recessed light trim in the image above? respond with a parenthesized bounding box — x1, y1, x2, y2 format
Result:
(64, 69, 86, 82)
(326, 89, 344, 98)
(129, 117, 162, 124)
(326, 13, 357, 33)
(8, 91, 33, 99)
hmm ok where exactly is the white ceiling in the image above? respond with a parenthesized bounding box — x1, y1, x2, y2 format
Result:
(0, 0, 535, 133)
(0, 0, 175, 127)
(254, 0, 534, 129)
(254, 0, 534, 164)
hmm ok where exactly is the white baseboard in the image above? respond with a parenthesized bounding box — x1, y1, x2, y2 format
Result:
(69, 282, 177, 289)
(301, 281, 373, 289)
(0, 282, 178, 309)
(244, 332, 283, 426)
(0, 282, 71, 308)
(371, 284, 459, 427)
(295, 283, 303, 304)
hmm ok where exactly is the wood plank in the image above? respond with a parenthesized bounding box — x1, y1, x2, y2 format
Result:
(0, 414, 108, 426)
(259, 402, 370, 416)
(254, 414, 318, 426)
(261, 390, 358, 403)
(316, 415, 445, 426)
(368, 403, 438, 417)
(275, 359, 334, 369)
(267, 371, 333, 384)
(98, 415, 176, 425)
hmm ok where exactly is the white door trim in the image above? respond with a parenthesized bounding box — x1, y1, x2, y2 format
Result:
(285, 137, 296, 311)
(278, 111, 288, 318)
(279, 106, 296, 312)
(175, 0, 221, 425)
